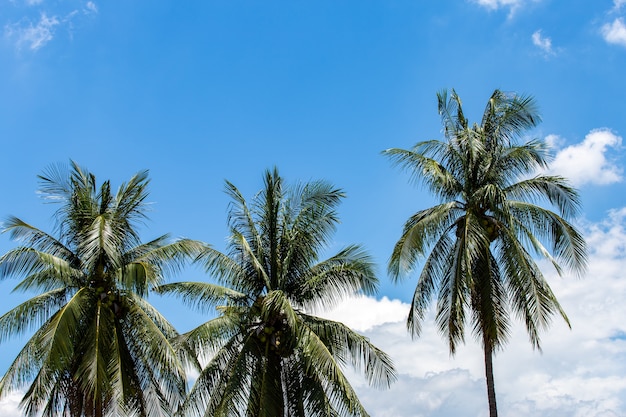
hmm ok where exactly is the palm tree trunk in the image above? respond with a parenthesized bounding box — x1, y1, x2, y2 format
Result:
(483, 335, 498, 417)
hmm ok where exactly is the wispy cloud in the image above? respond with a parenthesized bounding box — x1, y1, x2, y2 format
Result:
(5, 13, 60, 51)
(3, 1, 98, 51)
(471, 0, 541, 17)
(472, 0, 524, 10)
(602, 18, 626, 47)
(85, 2, 98, 15)
(547, 129, 623, 186)
(532, 29, 555, 55)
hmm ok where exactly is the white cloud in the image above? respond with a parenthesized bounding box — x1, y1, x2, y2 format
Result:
(547, 129, 623, 186)
(532, 29, 555, 55)
(602, 18, 626, 47)
(347, 369, 489, 417)
(0, 391, 23, 417)
(319, 295, 408, 331)
(585, 207, 626, 260)
(85, 2, 98, 15)
(4, 2, 98, 51)
(544, 133, 564, 148)
(613, 0, 626, 11)
(5, 13, 60, 51)
(471, 0, 541, 17)
(472, 0, 524, 10)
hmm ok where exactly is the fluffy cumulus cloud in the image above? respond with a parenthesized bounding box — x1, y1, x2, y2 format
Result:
(320, 295, 408, 332)
(601, 1, 626, 47)
(3, 1, 98, 51)
(602, 18, 626, 47)
(546, 129, 623, 186)
(532, 29, 555, 55)
(0, 392, 22, 417)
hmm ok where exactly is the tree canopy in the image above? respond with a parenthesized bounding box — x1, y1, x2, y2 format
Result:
(158, 168, 396, 417)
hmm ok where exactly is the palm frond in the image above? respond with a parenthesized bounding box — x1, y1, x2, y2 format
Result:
(74, 298, 114, 405)
(155, 281, 246, 313)
(0, 247, 82, 292)
(0, 288, 69, 342)
(481, 90, 541, 145)
(508, 201, 587, 275)
(298, 245, 378, 311)
(182, 313, 244, 358)
(121, 298, 187, 414)
(406, 232, 454, 337)
(5, 289, 90, 412)
(297, 322, 369, 417)
(388, 202, 461, 280)
(301, 314, 396, 389)
(184, 333, 245, 417)
(435, 236, 469, 354)
(382, 145, 462, 201)
(1, 217, 78, 267)
(195, 246, 246, 286)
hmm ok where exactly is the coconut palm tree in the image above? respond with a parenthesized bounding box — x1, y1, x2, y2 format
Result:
(157, 168, 396, 417)
(383, 89, 587, 417)
(0, 161, 203, 417)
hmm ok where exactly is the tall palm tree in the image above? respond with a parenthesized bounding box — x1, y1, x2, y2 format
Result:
(383, 89, 587, 417)
(157, 168, 396, 417)
(0, 161, 203, 417)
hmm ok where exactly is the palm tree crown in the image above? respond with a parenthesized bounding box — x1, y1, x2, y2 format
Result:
(158, 168, 396, 417)
(0, 161, 203, 417)
(383, 89, 587, 417)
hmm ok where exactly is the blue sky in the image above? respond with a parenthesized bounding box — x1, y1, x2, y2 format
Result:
(1, 0, 626, 416)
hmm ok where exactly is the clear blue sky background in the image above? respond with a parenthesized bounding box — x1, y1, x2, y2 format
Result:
(1, 1, 626, 416)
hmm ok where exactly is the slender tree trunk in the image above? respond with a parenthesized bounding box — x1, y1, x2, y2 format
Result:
(483, 335, 498, 417)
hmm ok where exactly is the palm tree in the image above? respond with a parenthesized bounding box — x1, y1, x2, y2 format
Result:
(383, 89, 587, 417)
(156, 168, 396, 417)
(0, 161, 203, 417)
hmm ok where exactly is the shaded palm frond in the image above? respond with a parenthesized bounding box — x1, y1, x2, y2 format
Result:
(388, 202, 462, 280)
(0, 288, 70, 343)
(297, 245, 377, 311)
